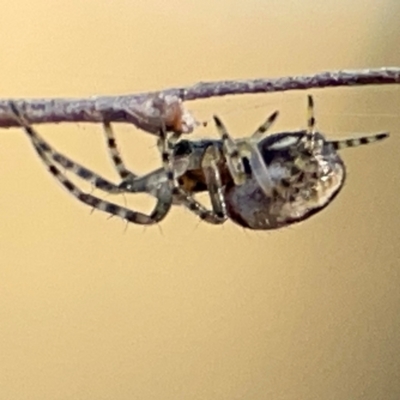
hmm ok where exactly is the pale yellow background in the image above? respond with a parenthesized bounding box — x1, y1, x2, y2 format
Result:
(0, 1, 400, 399)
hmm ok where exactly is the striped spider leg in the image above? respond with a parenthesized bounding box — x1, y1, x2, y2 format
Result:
(102, 120, 138, 181)
(212, 108, 279, 190)
(105, 96, 388, 230)
(103, 120, 227, 224)
(8, 101, 174, 225)
(9, 101, 226, 226)
(221, 95, 390, 229)
(168, 141, 227, 224)
(103, 94, 389, 230)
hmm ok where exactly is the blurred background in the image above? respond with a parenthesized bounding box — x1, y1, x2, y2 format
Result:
(0, 1, 399, 399)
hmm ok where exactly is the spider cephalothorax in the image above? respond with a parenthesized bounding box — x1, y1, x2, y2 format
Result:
(8, 95, 389, 230)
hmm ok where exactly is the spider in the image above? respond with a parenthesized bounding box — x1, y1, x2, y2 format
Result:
(8, 96, 389, 230)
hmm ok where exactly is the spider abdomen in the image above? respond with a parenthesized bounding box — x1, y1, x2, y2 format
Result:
(224, 132, 347, 230)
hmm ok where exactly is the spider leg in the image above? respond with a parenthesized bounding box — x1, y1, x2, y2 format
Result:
(170, 144, 226, 225)
(212, 115, 247, 186)
(23, 117, 167, 212)
(98, 119, 176, 200)
(14, 111, 168, 201)
(250, 110, 279, 141)
(102, 119, 168, 199)
(173, 187, 226, 224)
(306, 95, 316, 134)
(295, 95, 319, 169)
(329, 132, 389, 150)
(305, 94, 316, 151)
(151, 126, 226, 224)
(102, 120, 137, 180)
(200, 144, 227, 220)
(35, 136, 123, 193)
(9, 102, 173, 225)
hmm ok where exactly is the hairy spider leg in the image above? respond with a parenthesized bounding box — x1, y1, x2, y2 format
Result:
(9, 106, 207, 224)
(14, 117, 124, 195)
(101, 117, 227, 224)
(7, 113, 166, 211)
(101, 119, 170, 208)
(25, 123, 126, 193)
(9, 102, 174, 225)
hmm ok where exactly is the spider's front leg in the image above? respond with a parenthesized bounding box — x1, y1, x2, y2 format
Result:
(8, 102, 174, 226)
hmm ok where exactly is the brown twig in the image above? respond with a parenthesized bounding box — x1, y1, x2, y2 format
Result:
(1, 67, 400, 135)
